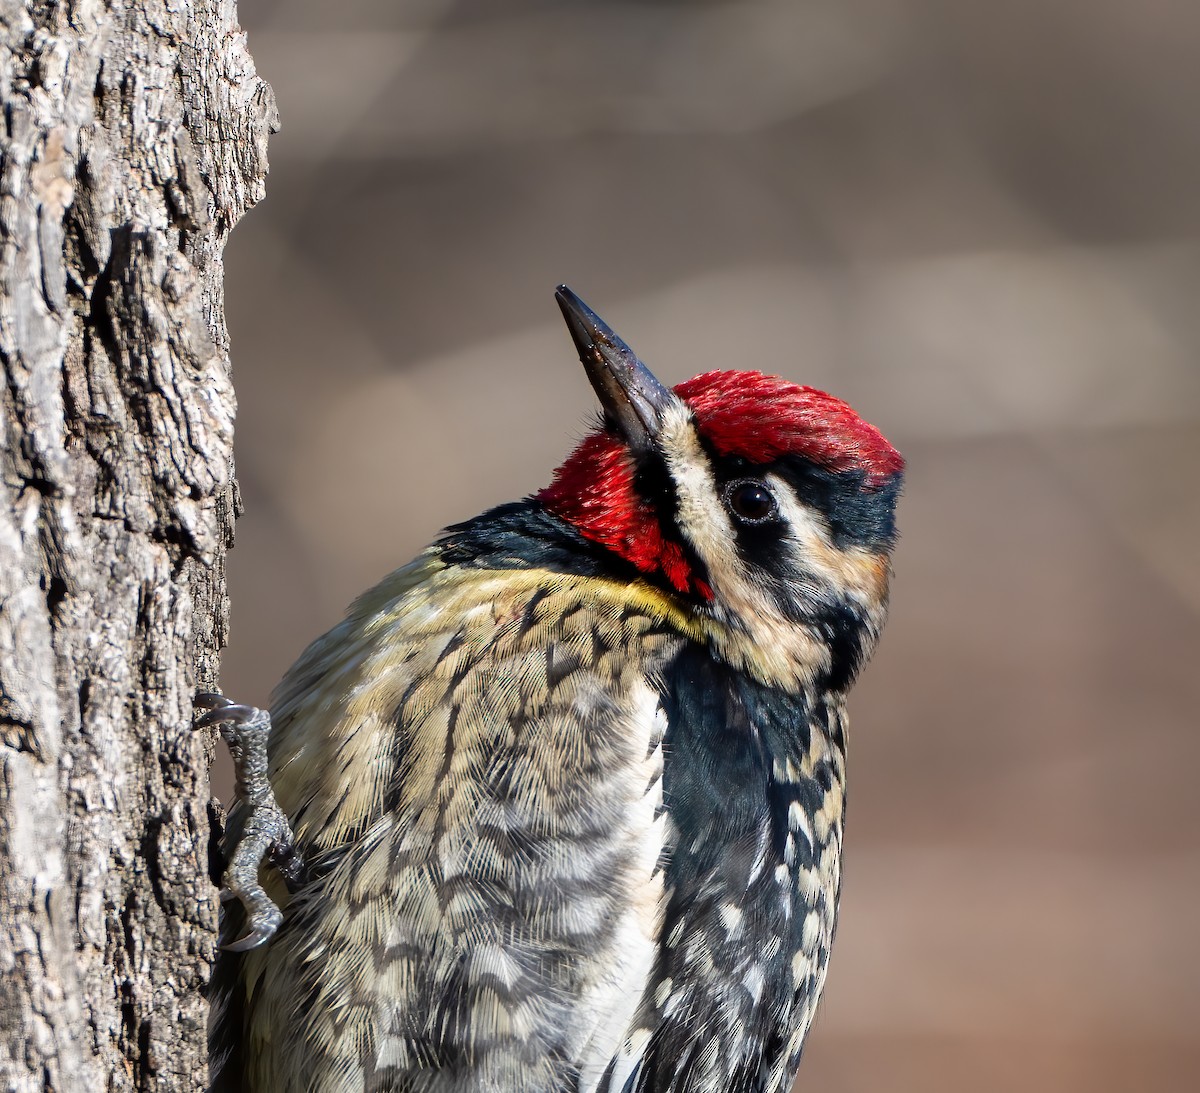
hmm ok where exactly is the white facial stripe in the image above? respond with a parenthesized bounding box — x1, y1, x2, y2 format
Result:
(656, 403, 741, 585)
(655, 409, 891, 688)
(657, 409, 830, 687)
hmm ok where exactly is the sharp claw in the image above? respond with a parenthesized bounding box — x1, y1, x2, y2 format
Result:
(222, 924, 276, 953)
(194, 703, 261, 730)
(194, 707, 231, 730)
(195, 692, 232, 710)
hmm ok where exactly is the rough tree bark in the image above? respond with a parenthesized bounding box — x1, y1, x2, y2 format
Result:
(0, 1, 273, 1088)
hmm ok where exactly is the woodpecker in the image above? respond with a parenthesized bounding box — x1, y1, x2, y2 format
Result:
(199, 287, 903, 1093)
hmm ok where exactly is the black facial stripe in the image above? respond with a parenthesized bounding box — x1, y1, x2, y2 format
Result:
(702, 446, 900, 551)
(812, 599, 869, 693)
(690, 448, 893, 689)
(630, 447, 713, 593)
(777, 457, 900, 549)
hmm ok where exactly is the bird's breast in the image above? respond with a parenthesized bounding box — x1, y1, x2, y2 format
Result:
(242, 565, 692, 1090)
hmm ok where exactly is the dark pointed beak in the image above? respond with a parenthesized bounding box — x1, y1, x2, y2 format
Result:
(555, 285, 676, 455)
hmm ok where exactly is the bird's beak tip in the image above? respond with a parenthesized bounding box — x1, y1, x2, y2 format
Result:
(554, 285, 607, 355)
(552, 285, 676, 452)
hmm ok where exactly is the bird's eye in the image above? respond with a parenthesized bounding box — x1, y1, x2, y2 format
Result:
(726, 479, 779, 524)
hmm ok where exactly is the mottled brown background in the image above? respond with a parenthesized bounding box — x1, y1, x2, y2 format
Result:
(220, 2, 1200, 1089)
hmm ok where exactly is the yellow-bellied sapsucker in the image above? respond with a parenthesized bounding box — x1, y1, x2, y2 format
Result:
(198, 287, 904, 1093)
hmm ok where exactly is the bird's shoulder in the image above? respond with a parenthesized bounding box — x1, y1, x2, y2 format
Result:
(225, 506, 701, 1090)
(264, 502, 698, 857)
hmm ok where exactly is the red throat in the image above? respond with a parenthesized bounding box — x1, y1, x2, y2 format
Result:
(536, 371, 903, 597)
(535, 431, 709, 598)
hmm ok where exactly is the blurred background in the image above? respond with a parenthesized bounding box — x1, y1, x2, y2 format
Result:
(220, 1, 1200, 1089)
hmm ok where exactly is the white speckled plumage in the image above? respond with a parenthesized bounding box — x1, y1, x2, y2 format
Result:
(207, 288, 902, 1093)
(220, 562, 687, 1092)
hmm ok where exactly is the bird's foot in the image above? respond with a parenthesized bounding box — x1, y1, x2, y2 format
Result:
(195, 692, 307, 951)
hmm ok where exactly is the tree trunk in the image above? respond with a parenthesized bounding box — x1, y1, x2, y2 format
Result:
(0, 1, 273, 1088)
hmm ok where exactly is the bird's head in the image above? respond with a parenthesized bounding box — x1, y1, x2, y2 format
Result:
(537, 286, 904, 691)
